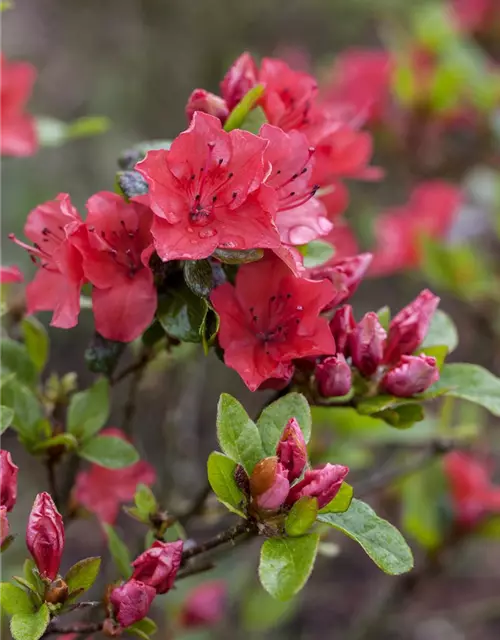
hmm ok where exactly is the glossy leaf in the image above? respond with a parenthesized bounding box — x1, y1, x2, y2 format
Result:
(10, 604, 50, 640)
(259, 534, 320, 601)
(183, 260, 213, 298)
(317, 499, 413, 575)
(257, 392, 311, 456)
(21, 317, 49, 373)
(207, 451, 245, 516)
(224, 84, 265, 131)
(421, 309, 458, 353)
(157, 285, 208, 343)
(216, 394, 263, 473)
(319, 482, 353, 514)
(67, 377, 110, 441)
(285, 497, 318, 537)
(84, 334, 126, 377)
(78, 435, 139, 469)
(429, 363, 500, 416)
(65, 557, 101, 596)
(212, 248, 264, 264)
(103, 524, 132, 579)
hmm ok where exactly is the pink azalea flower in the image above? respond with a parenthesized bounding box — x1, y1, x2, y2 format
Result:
(0, 265, 23, 283)
(180, 581, 227, 629)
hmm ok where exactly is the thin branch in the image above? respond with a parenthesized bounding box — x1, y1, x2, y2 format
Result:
(64, 601, 102, 613)
(181, 521, 257, 563)
(111, 351, 151, 386)
(43, 622, 103, 637)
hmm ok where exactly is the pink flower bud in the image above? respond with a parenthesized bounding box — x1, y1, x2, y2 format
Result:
(384, 290, 440, 364)
(0, 506, 9, 546)
(131, 540, 183, 594)
(308, 253, 373, 311)
(26, 492, 64, 580)
(381, 354, 439, 397)
(329, 305, 356, 356)
(185, 89, 229, 124)
(220, 52, 259, 110)
(250, 457, 290, 511)
(286, 463, 349, 509)
(0, 450, 18, 512)
(315, 354, 352, 397)
(276, 418, 307, 482)
(349, 312, 386, 377)
(180, 581, 226, 629)
(110, 579, 156, 628)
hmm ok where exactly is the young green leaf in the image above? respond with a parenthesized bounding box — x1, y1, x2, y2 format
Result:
(125, 617, 158, 640)
(240, 106, 267, 134)
(67, 377, 110, 441)
(428, 363, 500, 416)
(421, 309, 458, 353)
(21, 317, 49, 373)
(103, 524, 132, 579)
(373, 403, 425, 429)
(224, 84, 265, 131)
(10, 579, 42, 606)
(216, 394, 263, 473)
(415, 344, 448, 370)
(317, 499, 414, 575)
(285, 497, 318, 537)
(0, 405, 14, 435)
(319, 482, 354, 514)
(23, 560, 44, 597)
(257, 392, 311, 456)
(1, 339, 38, 387)
(259, 534, 320, 601)
(0, 583, 35, 615)
(301, 240, 334, 269)
(65, 557, 101, 596)
(134, 484, 157, 518)
(10, 603, 49, 640)
(32, 433, 78, 453)
(78, 435, 139, 469)
(1, 378, 42, 443)
(207, 452, 246, 516)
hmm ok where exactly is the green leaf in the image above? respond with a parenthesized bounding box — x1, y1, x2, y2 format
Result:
(183, 260, 213, 298)
(36, 116, 110, 147)
(429, 363, 500, 416)
(125, 617, 158, 640)
(10, 604, 50, 640)
(0, 405, 14, 435)
(78, 435, 139, 469)
(134, 484, 157, 518)
(373, 403, 425, 429)
(285, 498, 318, 536)
(1, 339, 38, 387)
(422, 309, 458, 353)
(216, 394, 263, 473)
(319, 482, 353, 514)
(67, 377, 110, 441)
(377, 306, 391, 331)
(392, 60, 417, 105)
(32, 433, 78, 453)
(157, 285, 208, 343)
(11, 579, 42, 605)
(103, 524, 132, 579)
(84, 334, 126, 377)
(65, 557, 101, 596)
(257, 392, 311, 456)
(301, 240, 334, 269)
(356, 395, 416, 416)
(317, 499, 413, 575)
(1, 378, 42, 442)
(259, 534, 320, 601)
(21, 317, 49, 373)
(207, 452, 245, 516)
(240, 106, 267, 134)
(415, 345, 448, 370)
(200, 307, 220, 355)
(224, 84, 265, 131)
(212, 248, 264, 264)
(0, 583, 35, 615)
(23, 561, 43, 597)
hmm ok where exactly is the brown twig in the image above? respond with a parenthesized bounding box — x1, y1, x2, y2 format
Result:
(43, 622, 103, 637)
(181, 521, 257, 564)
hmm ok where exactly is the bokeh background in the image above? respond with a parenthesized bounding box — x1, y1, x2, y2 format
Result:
(2, 0, 500, 638)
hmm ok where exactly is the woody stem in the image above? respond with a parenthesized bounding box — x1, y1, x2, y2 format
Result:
(42, 622, 103, 637)
(181, 521, 257, 563)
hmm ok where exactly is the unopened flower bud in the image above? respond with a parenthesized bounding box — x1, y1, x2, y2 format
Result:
(276, 418, 307, 482)
(286, 463, 349, 509)
(180, 581, 226, 629)
(384, 290, 440, 364)
(0, 506, 9, 546)
(185, 89, 229, 124)
(329, 305, 356, 356)
(250, 457, 290, 511)
(44, 578, 69, 604)
(0, 450, 18, 512)
(381, 354, 439, 397)
(131, 540, 183, 594)
(308, 253, 373, 311)
(350, 312, 386, 377)
(26, 492, 64, 581)
(110, 579, 156, 628)
(220, 52, 259, 110)
(316, 354, 352, 397)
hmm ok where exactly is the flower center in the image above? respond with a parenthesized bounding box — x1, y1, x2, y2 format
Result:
(249, 293, 304, 351)
(89, 220, 142, 278)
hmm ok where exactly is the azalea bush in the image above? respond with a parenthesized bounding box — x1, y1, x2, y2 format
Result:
(2, 0, 500, 638)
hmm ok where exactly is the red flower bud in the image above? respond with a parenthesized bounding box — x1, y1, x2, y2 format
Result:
(0, 450, 18, 512)
(381, 354, 439, 397)
(384, 289, 440, 364)
(250, 457, 290, 511)
(286, 463, 349, 509)
(180, 581, 226, 629)
(0, 506, 9, 546)
(185, 89, 229, 124)
(131, 540, 183, 594)
(276, 418, 307, 482)
(220, 52, 259, 110)
(349, 312, 386, 377)
(315, 354, 352, 397)
(308, 253, 373, 311)
(26, 492, 64, 580)
(329, 305, 356, 356)
(110, 579, 156, 628)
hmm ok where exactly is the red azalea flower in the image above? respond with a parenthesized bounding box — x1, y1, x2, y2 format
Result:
(260, 123, 333, 245)
(370, 181, 462, 276)
(10, 194, 85, 328)
(74, 428, 156, 524)
(210, 253, 336, 391)
(136, 112, 280, 261)
(325, 48, 393, 125)
(26, 492, 65, 581)
(0, 265, 23, 283)
(131, 540, 183, 594)
(76, 192, 155, 343)
(1, 54, 38, 157)
(220, 52, 258, 111)
(180, 581, 227, 629)
(444, 451, 500, 528)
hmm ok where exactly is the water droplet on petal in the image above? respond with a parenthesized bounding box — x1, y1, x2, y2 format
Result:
(187, 227, 194, 234)
(198, 228, 217, 239)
